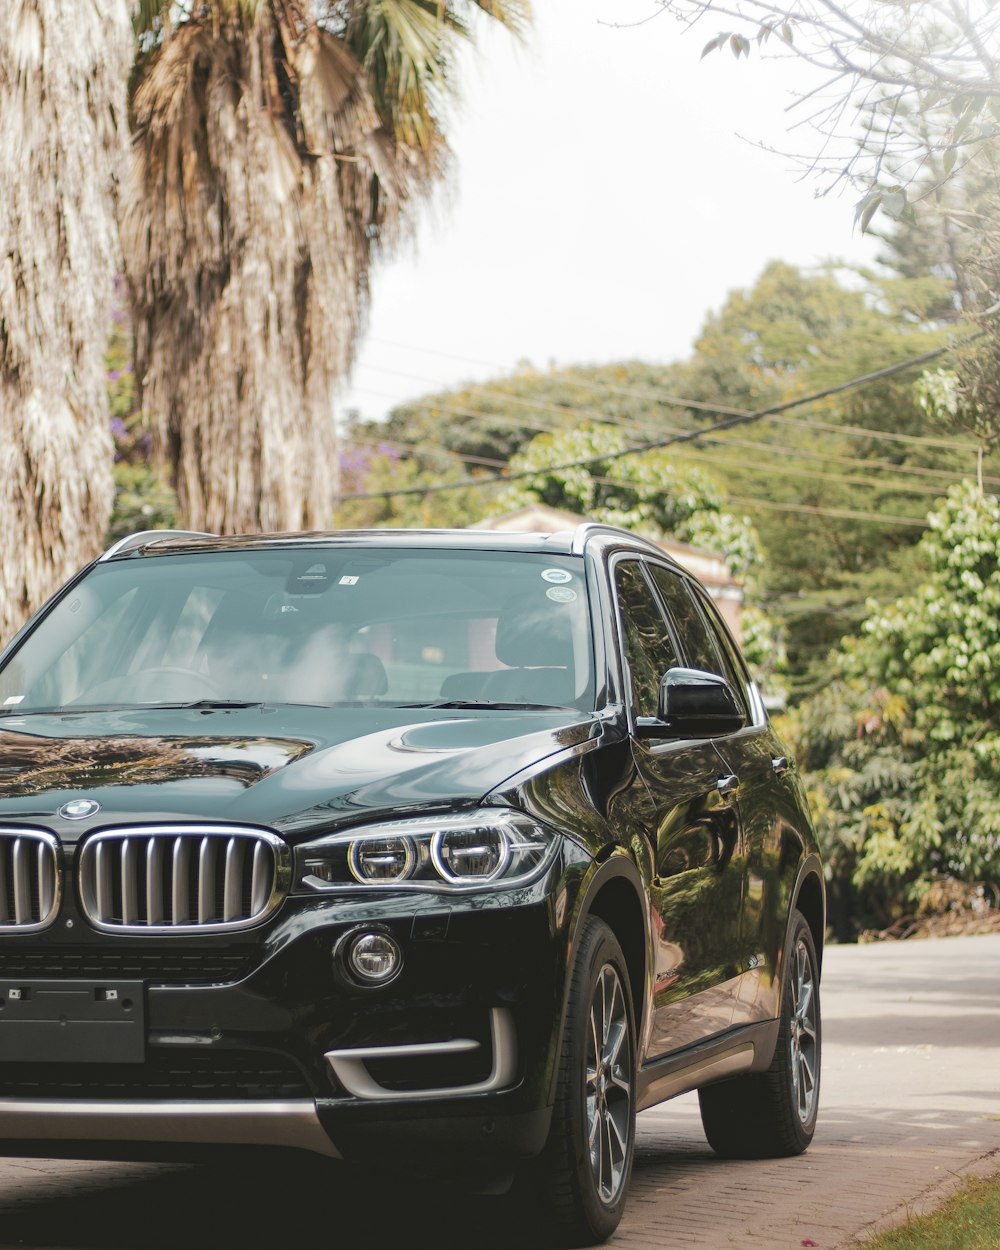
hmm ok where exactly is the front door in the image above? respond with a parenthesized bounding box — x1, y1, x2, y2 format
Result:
(610, 558, 744, 1059)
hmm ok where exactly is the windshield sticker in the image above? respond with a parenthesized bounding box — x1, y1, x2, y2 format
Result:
(3, 696, 23, 705)
(541, 568, 572, 584)
(546, 586, 577, 603)
(339, 576, 360, 586)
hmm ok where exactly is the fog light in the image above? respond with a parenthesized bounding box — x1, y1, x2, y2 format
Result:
(346, 931, 402, 986)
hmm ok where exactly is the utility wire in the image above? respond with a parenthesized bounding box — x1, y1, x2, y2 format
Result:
(338, 338, 970, 503)
(351, 392, 997, 488)
(352, 432, 960, 499)
(726, 497, 926, 528)
(360, 337, 981, 451)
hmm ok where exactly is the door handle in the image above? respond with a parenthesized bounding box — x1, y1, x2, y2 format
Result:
(771, 756, 789, 775)
(716, 774, 740, 797)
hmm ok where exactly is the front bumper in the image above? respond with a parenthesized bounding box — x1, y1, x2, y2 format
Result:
(0, 853, 583, 1167)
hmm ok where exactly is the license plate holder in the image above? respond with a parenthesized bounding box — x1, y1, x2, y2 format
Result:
(0, 980, 145, 1063)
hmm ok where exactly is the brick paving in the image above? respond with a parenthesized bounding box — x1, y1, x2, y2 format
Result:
(0, 932, 996, 1249)
(625, 932, 1000, 1249)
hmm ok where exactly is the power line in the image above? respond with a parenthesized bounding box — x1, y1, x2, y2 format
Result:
(345, 430, 939, 526)
(350, 384, 995, 487)
(656, 447, 949, 498)
(726, 497, 927, 528)
(338, 338, 971, 503)
(361, 336, 981, 452)
(352, 428, 959, 500)
(694, 430, 1000, 488)
(768, 411, 976, 451)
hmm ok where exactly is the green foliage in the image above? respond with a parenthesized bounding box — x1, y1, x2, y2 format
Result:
(108, 465, 178, 541)
(918, 368, 1000, 454)
(105, 302, 177, 543)
(489, 423, 762, 577)
(784, 484, 1000, 934)
(335, 438, 497, 529)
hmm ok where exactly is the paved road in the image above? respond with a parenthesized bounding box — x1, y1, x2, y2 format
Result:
(0, 933, 996, 1249)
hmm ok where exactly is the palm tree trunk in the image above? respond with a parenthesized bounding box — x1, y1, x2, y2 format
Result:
(125, 18, 379, 535)
(0, 0, 132, 639)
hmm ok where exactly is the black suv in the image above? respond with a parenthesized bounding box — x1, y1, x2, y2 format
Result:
(0, 526, 823, 1245)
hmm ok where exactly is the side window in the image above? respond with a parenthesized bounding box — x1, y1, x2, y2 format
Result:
(646, 564, 724, 678)
(613, 561, 680, 718)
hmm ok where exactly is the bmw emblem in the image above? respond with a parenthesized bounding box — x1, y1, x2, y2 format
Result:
(58, 799, 101, 820)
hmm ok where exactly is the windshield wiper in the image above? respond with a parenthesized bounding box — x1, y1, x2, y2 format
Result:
(391, 699, 575, 711)
(0, 700, 267, 716)
(154, 699, 265, 710)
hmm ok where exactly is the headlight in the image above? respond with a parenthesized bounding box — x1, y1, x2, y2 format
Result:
(294, 808, 559, 893)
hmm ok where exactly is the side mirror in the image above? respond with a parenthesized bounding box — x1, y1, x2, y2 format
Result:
(638, 667, 746, 738)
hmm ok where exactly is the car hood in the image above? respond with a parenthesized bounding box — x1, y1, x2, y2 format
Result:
(0, 705, 601, 841)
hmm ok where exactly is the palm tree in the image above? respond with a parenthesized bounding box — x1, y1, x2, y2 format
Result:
(0, 1, 133, 640)
(125, 0, 527, 535)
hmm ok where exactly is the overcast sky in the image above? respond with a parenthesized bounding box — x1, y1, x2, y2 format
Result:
(338, 0, 878, 425)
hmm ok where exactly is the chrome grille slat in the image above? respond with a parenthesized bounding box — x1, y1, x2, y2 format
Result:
(95, 841, 113, 920)
(13, 840, 30, 924)
(172, 837, 190, 925)
(223, 837, 243, 923)
(0, 829, 60, 932)
(121, 838, 138, 925)
(79, 826, 287, 934)
(198, 836, 214, 925)
(37, 842, 55, 921)
(251, 841, 269, 916)
(145, 838, 164, 926)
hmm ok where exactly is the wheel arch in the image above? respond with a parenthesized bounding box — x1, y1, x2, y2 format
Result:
(792, 856, 826, 972)
(570, 854, 650, 1045)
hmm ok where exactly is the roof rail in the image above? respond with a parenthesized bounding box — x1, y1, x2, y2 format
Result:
(570, 522, 665, 557)
(98, 529, 217, 562)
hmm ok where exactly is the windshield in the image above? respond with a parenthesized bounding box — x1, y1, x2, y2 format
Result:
(0, 548, 595, 714)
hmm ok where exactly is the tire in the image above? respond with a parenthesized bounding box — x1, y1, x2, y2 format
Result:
(531, 916, 637, 1246)
(698, 909, 821, 1159)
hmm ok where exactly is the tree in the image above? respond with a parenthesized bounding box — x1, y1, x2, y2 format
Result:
(783, 483, 1000, 934)
(125, 0, 526, 535)
(491, 423, 763, 572)
(336, 439, 492, 530)
(0, 1, 133, 639)
(652, 0, 1000, 218)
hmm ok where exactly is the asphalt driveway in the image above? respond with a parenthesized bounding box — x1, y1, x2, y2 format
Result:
(0, 932, 996, 1249)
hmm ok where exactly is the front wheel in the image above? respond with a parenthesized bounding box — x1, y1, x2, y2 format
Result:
(530, 916, 637, 1246)
(699, 909, 821, 1158)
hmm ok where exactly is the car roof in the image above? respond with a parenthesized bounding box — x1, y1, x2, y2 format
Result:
(99, 525, 673, 564)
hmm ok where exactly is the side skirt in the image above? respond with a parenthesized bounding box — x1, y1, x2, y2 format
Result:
(637, 1019, 780, 1112)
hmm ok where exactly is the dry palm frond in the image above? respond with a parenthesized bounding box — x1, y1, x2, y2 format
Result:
(0, 0, 132, 640)
(126, 11, 399, 532)
(127, 0, 528, 535)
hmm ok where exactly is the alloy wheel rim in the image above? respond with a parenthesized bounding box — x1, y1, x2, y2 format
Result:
(788, 937, 819, 1125)
(585, 963, 633, 1206)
